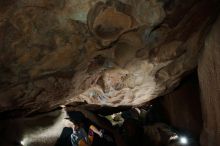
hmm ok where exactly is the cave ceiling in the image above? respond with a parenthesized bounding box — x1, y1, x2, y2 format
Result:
(0, 0, 219, 116)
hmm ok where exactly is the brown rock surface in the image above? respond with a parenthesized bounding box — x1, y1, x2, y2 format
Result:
(198, 14, 220, 146)
(0, 0, 219, 117)
(162, 73, 202, 138)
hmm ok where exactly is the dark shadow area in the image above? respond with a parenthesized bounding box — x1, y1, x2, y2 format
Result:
(55, 127, 72, 146)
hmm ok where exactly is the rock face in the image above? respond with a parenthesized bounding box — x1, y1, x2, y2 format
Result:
(161, 73, 202, 138)
(0, 0, 220, 116)
(198, 15, 220, 146)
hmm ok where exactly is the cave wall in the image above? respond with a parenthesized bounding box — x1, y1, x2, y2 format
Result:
(161, 73, 202, 139)
(198, 14, 220, 146)
(0, 0, 220, 117)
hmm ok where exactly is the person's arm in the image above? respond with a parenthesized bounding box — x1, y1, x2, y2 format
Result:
(89, 125, 103, 137)
(73, 107, 114, 133)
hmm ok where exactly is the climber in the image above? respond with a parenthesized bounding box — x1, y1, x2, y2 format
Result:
(71, 107, 128, 146)
(61, 105, 126, 146)
(71, 123, 103, 146)
(65, 115, 104, 146)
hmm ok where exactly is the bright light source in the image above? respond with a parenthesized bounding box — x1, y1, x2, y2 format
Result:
(179, 136, 188, 144)
(20, 140, 25, 145)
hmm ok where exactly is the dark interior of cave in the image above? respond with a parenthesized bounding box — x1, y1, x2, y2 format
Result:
(0, 0, 220, 146)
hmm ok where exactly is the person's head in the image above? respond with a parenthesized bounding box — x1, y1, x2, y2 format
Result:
(65, 118, 83, 130)
(73, 121, 83, 131)
(65, 111, 85, 131)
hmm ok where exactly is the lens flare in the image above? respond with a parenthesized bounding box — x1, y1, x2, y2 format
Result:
(179, 136, 188, 144)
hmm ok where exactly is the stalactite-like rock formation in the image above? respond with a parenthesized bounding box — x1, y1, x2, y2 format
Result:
(0, 0, 219, 118)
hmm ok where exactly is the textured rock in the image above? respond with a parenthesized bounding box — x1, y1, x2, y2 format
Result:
(198, 14, 220, 146)
(0, 0, 220, 116)
(161, 73, 202, 138)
